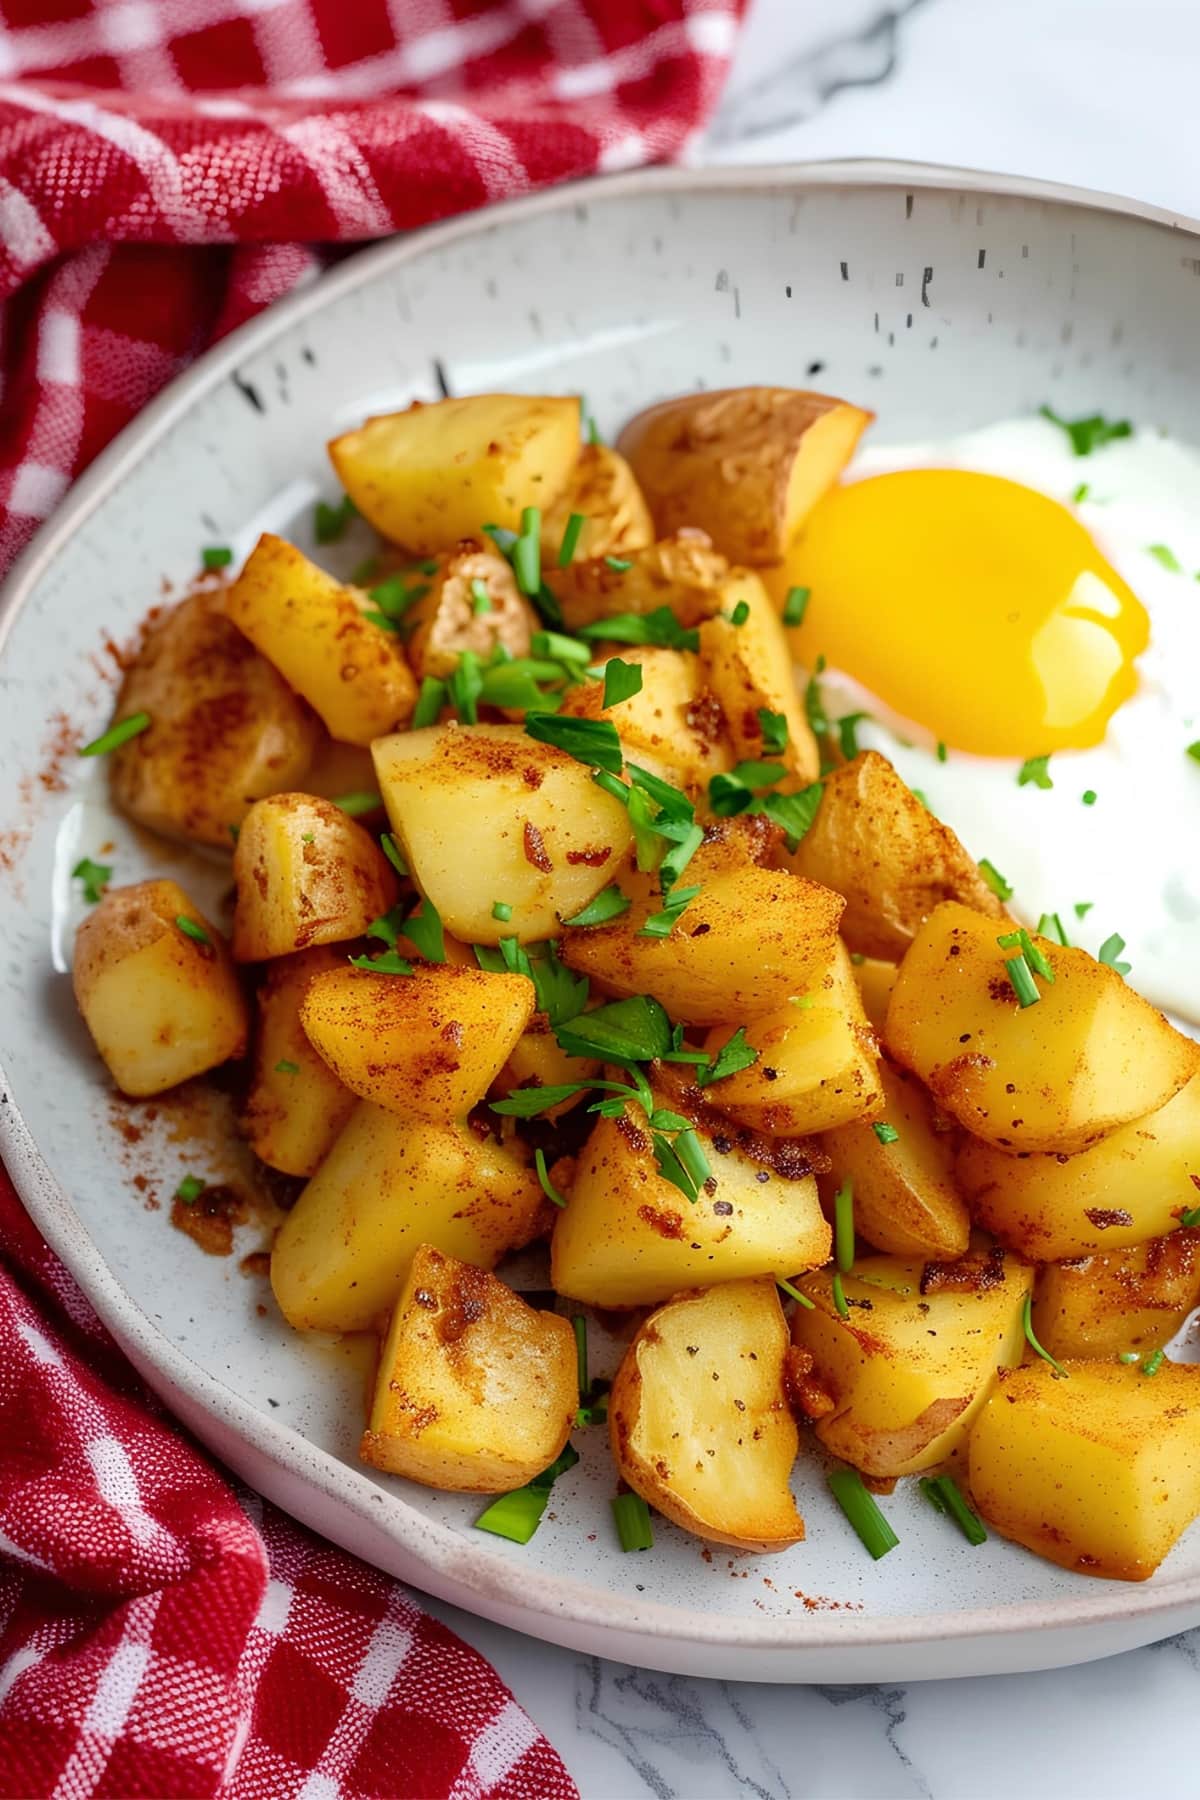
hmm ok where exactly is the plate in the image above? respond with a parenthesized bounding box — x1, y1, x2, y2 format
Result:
(3, 162, 1200, 1683)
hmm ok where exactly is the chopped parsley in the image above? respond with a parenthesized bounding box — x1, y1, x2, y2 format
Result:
(601, 657, 642, 709)
(561, 885, 630, 929)
(525, 712, 624, 775)
(72, 857, 111, 904)
(275, 1059, 300, 1076)
(347, 949, 414, 975)
(757, 709, 788, 756)
(638, 883, 701, 939)
(576, 607, 699, 652)
(201, 545, 233, 570)
(1038, 405, 1132, 457)
(175, 1175, 206, 1204)
(1017, 754, 1053, 790)
(314, 494, 357, 543)
(697, 1026, 759, 1088)
(872, 1122, 900, 1145)
(1097, 932, 1132, 977)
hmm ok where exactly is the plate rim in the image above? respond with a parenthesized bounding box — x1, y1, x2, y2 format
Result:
(3, 156, 1200, 1663)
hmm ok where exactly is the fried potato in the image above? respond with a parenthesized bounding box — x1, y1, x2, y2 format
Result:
(956, 1074, 1200, 1259)
(360, 1246, 576, 1492)
(403, 543, 535, 680)
(329, 394, 580, 552)
(301, 735, 380, 806)
(553, 532, 729, 633)
(697, 570, 820, 784)
(231, 792, 398, 963)
(108, 591, 319, 850)
(557, 645, 731, 786)
(226, 533, 416, 746)
(492, 1017, 600, 1120)
(73, 880, 248, 1098)
(617, 387, 872, 565)
(609, 1279, 803, 1551)
(886, 902, 1200, 1152)
(794, 1250, 1033, 1477)
(299, 964, 535, 1120)
(242, 946, 357, 1177)
(540, 444, 655, 566)
(372, 723, 632, 945)
(968, 1359, 1200, 1580)
(852, 956, 898, 1033)
(551, 1097, 830, 1309)
(791, 752, 1006, 959)
(1032, 1230, 1200, 1360)
(271, 1105, 547, 1332)
(818, 1059, 971, 1259)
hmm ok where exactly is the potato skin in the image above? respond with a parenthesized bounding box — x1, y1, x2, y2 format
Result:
(609, 1279, 803, 1552)
(109, 591, 319, 849)
(791, 752, 1005, 959)
(618, 386, 872, 565)
(1032, 1229, 1200, 1360)
(231, 792, 398, 963)
(360, 1246, 576, 1492)
(242, 946, 358, 1177)
(73, 880, 248, 1098)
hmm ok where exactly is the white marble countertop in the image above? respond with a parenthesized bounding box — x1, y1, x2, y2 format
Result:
(428, 4, 1200, 1792)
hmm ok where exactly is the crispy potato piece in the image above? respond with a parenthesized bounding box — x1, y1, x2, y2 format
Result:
(73, 880, 248, 1098)
(300, 964, 535, 1120)
(560, 863, 844, 1026)
(697, 570, 820, 784)
(360, 1246, 576, 1492)
(271, 1105, 547, 1332)
(700, 939, 882, 1136)
(227, 534, 416, 746)
(108, 591, 319, 849)
(242, 946, 358, 1177)
(609, 1279, 803, 1552)
(886, 903, 1200, 1153)
(618, 387, 872, 565)
(968, 1359, 1200, 1580)
(956, 1074, 1200, 1259)
(372, 724, 632, 945)
(301, 735, 380, 806)
(540, 444, 655, 566)
(558, 646, 731, 786)
(818, 1060, 970, 1260)
(493, 1018, 599, 1119)
(1033, 1230, 1200, 1360)
(404, 543, 535, 680)
(794, 1250, 1033, 1477)
(553, 532, 729, 633)
(791, 753, 1006, 959)
(852, 956, 898, 1033)
(551, 1096, 830, 1308)
(231, 792, 398, 963)
(329, 394, 580, 552)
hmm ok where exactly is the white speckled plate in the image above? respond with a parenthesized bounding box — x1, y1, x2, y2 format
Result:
(3, 163, 1200, 1683)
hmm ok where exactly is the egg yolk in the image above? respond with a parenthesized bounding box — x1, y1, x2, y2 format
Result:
(775, 469, 1149, 756)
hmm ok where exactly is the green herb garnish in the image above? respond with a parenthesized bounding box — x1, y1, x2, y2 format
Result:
(756, 709, 788, 756)
(491, 900, 512, 922)
(727, 600, 750, 627)
(782, 586, 809, 627)
(602, 657, 642, 709)
(474, 1443, 580, 1544)
(314, 494, 357, 543)
(1017, 754, 1053, 790)
(978, 858, 1012, 901)
(512, 506, 542, 595)
(1071, 482, 1090, 504)
(558, 513, 586, 567)
(275, 1059, 300, 1076)
(176, 1175, 205, 1204)
(561, 885, 630, 929)
(525, 712, 624, 775)
(380, 834, 408, 878)
(872, 1122, 900, 1145)
(1074, 901, 1093, 918)
(611, 1492, 654, 1552)
(202, 545, 233, 570)
(1098, 932, 1131, 977)
(804, 655, 829, 737)
(919, 1474, 987, 1546)
(1082, 789, 1097, 806)
(79, 711, 151, 757)
(72, 857, 111, 903)
(471, 578, 493, 614)
(534, 1147, 568, 1209)
(448, 649, 483, 725)
(1036, 912, 1070, 947)
(834, 1179, 855, 1273)
(1003, 953, 1040, 1008)
(347, 949, 414, 975)
(1148, 544, 1182, 573)
(1023, 1291, 1068, 1377)
(697, 1026, 759, 1088)
(411, 677, 446, 729)
(837, 712, 867, 761)
(604, 555, 633, 573)
(776, 1275, 815, 1310)
(828, 1469, 898, 1560)
(831, 1272, 850, 1320)
(1039, 405, 1132, 457)
(332, 791, 382, 817)
(556, 994, 672, 1067)
(175, 915, 210, 946)
(1142, 1348, 1166, 1378)
(577, 607, 700, 653)
(998, 927, 1055, 985)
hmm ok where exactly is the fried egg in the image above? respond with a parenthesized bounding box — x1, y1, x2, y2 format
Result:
(773, 415, 1200, 1024)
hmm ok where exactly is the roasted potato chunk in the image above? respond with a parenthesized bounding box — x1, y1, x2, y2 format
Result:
(372, 723, 631, 945)
(271, 1105, 546, 1332)
(360, 1246, 576, 1492)
(540, 444, 655, 566)
(886, 903, 1200, 1153)
(561, 864, 844, 1026)
(852, 956, 898, 1033)
(226, 533, 416, 746)
(299, 964, 535, 1120)
(819, 1060, 970, 1259)
(551, 1097, 831, 1308)
(329, 394, 580, 552)
(108, 592, 319, 850)
(493, 1017, 600, 1120)
(618, 387, 872, 565)
(301, 735, 381, 806)
(1033, 1230, 1200, 1360)
(609, 1279, 803, 1552)
(791, 752, 1006, 959)
(956, 1074, 1200, 1260)
(403, 543, 535, 680)
(73, 880, 248, 1099)
(558, 646, 731, 786)
(242, 946, 357, 1176)
(697, 571, 820, 784)
(968, 1359, 1200, 1580)
(553, 532, 729, 633)
(231, 792, 398, 963)
(794, 1250, 1033, 1477)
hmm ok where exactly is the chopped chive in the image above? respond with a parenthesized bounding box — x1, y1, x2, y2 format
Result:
(1071, 482, 1090, 504)
(782, 586, 809, 627)
(828, 1469, 898, 1560)
(448, 649, 483, 725)
(175, 1174, 205, 1204)
(350, 555, 381, 586)
(175, 915, 210, 946)
(573, 1315, 589, 1393)
(79, 711, 151, 757)
(371, 575, 427, 618)
(727, 599, 750, 626)
(1017, 754, 1053, 790)
(558, 512, 586, 567)
(1142, 1348, 1166, 1377)
(301, 833, 315, 844)
(72, 857, 111, 903)
(1074, 900, 1093, 918)
(380, 834, 408, 878)
(1179, 1207, 1200, 1229)
(1098, 932, 1132, 977)
(474, 1487, 550, 1543)
(776, 1275, 815, 1311)
(512, 507, 542, 596)
(837, 712, 867, 761)
(332, 791, 382, 816)
(347, 949, 414, 975)
(936, 740, 948, 762)
(470, 578, 493, 615)
(804, 655, 829, 737)
(872, 1122, 899, 1145)
(1023, 1291, 1068, 1378)
(833, 1178, 854, 1273)
(1003, 953, 1040, 1008)
(1119, 1350, 1141, 1364)
(602, 657, 643, 709)
(535, 1147, 568, 1209)
(1038, 405, 1131, 457)
(576, 607, 699, 652)
(638, 883, 701, 939)
(919, 1474, 987, 1546)
(1082, 789, 1097, 806)
(1148, 543, 1182, 572)
(587, 414, 602, 447)
(275, 1059, 300, 1076)
(831, 1272, 850, 1319)
(911, 788, 930, 809)
(228, 823, 240, 844)
(998, 926, 1054, 984)
(1187, 741, 1200, 763)
(604, 555, 633, 573)
(314, 494, 357, 544)
(202, 545, 233, 570)
(561, 884, 630, 929)
(525, 712, 624, 775)
(658, 820, 704, 894)
(362, 608, 400, 633)
(761, 783, 823, 853)
(612, 1492, 654, 1552)
(1036, 912, 1070, 946)
(756, 708, 788, 756)
(491, 900, 513, 922)
(412, 676, 448, 729)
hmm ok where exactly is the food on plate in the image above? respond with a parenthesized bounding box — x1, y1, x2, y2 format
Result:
(67, 383, 1200, 1581)
(609, 1279, 804, 1551)
(360, 1246, 576, 1491)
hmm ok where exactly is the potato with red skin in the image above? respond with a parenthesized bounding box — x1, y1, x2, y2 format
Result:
(231, 792, 398, 963)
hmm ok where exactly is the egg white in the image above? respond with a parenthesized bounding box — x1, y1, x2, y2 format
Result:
(808, 417, 1200, 1025)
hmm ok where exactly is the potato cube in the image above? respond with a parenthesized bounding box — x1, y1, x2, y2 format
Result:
(553, 532, 729, 634)
(493, 1017, 599, 1119)
(852, 955, 898, 1032)
(697, 571, 819, 784)
(886, 902, 1200, 1152)
(403, 543, 535, 680)
(242, 946, 358, 1176)
(968, 1359, 1200, 1580)
(557, 645, 731, 786)
(231, 792, 398, 962)
(1032, 1230, 1200, 1360)
(540, 444, 655, 566)
(360, 1246, 576, 1492)
(226, 533, 416, 746)
(73, 880, 248, 1098)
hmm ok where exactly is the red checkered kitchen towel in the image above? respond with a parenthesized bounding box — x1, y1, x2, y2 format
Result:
(0, 4, 747, 1794)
